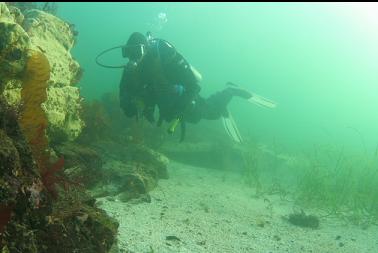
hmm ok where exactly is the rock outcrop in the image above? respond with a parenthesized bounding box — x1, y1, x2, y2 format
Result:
(0, 95, 118, 253)
(0, 4, 118, 253)
(1, 3, 84, 143)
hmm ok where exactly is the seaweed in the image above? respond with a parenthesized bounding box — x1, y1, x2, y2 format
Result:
(17, 50, 77, 199)
(240, 140, 262, 192)
(286, 210, 319, 229)
(5, 2, 58, 15)
(41, 2, 58, 15)
(18, 50, 51, 189)
(40, 157, 65, 199)
(0, 204, 13, 236)
(70, 65, 83, 85)
(19, 50, 50, 168)
(293, 144, 378, 225)
(77, 100, 111, 143)
(5, 2, 38, 14)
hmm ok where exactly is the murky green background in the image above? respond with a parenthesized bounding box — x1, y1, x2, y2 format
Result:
(58, 2, 378, 153)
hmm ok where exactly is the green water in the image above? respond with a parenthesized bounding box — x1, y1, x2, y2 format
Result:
(55, 2, 378, 228)
(58, 2, 378, 153)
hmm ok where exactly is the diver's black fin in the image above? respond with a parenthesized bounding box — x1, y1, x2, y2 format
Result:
(227, 81, 277, 109)
(222, 109, 243, 144)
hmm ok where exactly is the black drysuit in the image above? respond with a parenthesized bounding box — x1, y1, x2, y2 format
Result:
(119, 38, 246, 139)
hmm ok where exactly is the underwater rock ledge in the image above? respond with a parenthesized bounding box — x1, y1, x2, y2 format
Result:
(0, 3, 118, 253)
(1, 3, 84, 144)
(0, 95, 118, 253)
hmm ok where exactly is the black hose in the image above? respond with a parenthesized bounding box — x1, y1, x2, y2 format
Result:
(95, 45, 126, 69)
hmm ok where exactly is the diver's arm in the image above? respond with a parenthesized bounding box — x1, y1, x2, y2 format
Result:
(120, 62, 157, 122)
(119, 62, 147, 118)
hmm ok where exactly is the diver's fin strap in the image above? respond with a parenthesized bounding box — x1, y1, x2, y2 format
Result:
(222, 109, 243, 144)
(227, 81, 277, 109)
(248, 93, 277, 109)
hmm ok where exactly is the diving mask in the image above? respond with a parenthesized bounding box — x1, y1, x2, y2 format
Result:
(122, 43, 146, 62)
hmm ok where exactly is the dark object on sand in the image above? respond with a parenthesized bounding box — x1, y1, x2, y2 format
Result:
(166, 235, 181, 241)
(287, 210, 320, 229)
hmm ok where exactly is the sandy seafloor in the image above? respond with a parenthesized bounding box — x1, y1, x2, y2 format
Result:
(97, 161, 378, 253)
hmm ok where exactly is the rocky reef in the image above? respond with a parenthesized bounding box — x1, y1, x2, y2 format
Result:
(0, 3, 173, 252)
(1, 3, 83, 143)
(73, 92, 170, 203)
(0, 95, 118, 253)
(0, 3, 118, 253)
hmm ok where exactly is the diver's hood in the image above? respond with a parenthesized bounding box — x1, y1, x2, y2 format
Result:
(122, 43, 146, 62)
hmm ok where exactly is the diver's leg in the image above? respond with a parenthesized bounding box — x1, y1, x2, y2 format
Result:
(184, 86, 253, 122)
(202, 86, 252, 118)
(209, 86, 252, 106)
(183, 89, 244, 143)
(182, 96, 205, 123)
(224, 84, 253, 99)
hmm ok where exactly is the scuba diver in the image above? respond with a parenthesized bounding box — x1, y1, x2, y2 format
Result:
(97, 32, 276, 143)
(119, 31, 201, 126)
